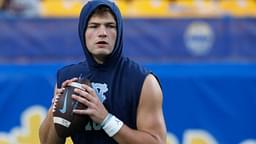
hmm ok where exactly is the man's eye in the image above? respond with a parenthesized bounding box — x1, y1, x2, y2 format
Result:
(88, 25, 97, 28)
(108, 25, 116, 28)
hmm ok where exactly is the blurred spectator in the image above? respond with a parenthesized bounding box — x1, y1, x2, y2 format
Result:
(0, 0, 11, 17)
(0, 0, 41, 18)
(0, 0, 10, 10)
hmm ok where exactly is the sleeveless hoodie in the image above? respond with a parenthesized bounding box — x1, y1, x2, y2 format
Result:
(56, 0, 151, 143)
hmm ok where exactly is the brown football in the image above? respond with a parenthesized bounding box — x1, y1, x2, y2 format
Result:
(53, 79, 91, 138)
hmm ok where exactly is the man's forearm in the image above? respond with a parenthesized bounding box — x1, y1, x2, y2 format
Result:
(39, 107, 65, 144)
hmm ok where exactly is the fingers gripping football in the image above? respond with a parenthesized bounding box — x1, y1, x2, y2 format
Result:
(72, 84, 108, 124)
(52, 78, 78, 112)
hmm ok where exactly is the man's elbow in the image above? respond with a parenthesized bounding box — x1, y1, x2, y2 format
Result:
(155, 135, 166, 144)
(148, 132, 166, 144)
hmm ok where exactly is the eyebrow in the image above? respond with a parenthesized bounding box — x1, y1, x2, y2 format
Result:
(88, 22, 116, 25)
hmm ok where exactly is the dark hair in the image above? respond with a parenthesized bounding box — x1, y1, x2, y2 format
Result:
(91, 5, 115, 18)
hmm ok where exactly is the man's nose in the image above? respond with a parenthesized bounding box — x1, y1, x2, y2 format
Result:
(98, 26, 107, 37)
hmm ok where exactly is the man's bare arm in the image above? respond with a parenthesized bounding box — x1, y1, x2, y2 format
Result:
(112, 74, 167, 144)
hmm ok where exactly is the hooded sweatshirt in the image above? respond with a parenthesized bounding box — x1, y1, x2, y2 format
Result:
(56, 0, 151, 143)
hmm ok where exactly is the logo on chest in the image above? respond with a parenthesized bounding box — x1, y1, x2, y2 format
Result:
(91, 82, 108, 103)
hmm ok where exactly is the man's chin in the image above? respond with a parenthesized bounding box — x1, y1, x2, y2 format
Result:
(93, 50, 112, 56)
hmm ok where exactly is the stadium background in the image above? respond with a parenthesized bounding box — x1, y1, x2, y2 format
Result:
(0, 0, 256, 143)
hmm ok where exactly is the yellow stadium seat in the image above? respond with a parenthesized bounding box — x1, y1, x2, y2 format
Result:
(40, 0, 256, 18)
(41, 0, 83, 17)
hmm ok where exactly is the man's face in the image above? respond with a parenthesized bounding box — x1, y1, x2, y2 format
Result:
(85, 12, 117, 63)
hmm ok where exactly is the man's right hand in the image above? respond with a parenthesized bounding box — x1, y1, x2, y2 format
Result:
(52, 78, 78, 112)
(39, 78, 78, 144)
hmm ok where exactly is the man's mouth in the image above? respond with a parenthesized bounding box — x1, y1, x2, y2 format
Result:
(96, 41, 108, 48)
(96, 41, 108, 45)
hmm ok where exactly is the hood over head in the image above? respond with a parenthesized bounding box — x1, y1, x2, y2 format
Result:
(78, 0, 123, 69)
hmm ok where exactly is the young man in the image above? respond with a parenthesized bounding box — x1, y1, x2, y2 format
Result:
(39, 0, 166, 143)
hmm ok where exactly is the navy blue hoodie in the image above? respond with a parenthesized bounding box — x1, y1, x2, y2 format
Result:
(56, 0, 150, 143)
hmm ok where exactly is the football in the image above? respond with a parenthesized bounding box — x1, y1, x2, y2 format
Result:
(53, 79, 91, 138)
